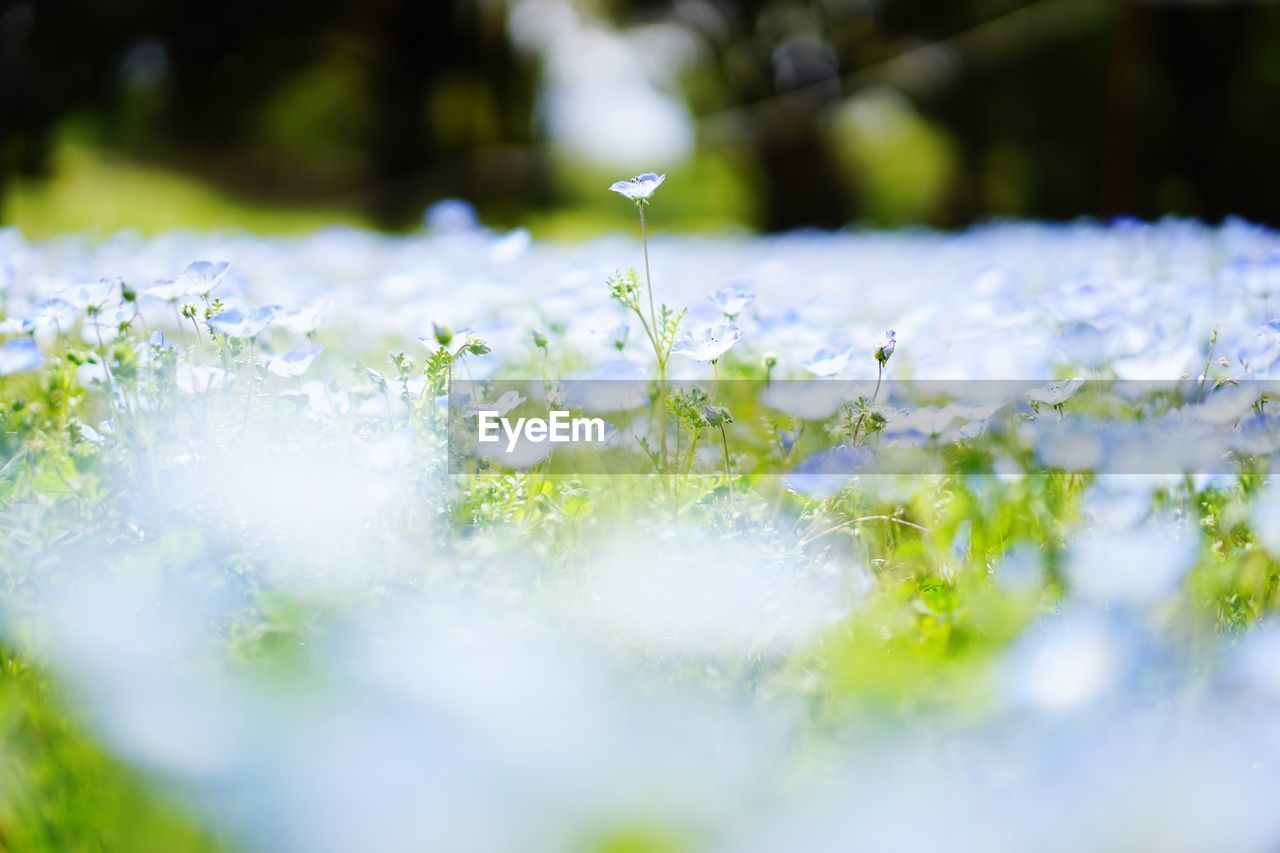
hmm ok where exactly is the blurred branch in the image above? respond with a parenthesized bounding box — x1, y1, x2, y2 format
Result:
(702, 0, 1112, 138)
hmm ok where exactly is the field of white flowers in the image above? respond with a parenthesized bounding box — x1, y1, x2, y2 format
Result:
(3, 183, 1280, 852)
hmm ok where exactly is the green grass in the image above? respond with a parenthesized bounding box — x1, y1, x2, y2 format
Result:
(1, 129, 759, 240)
(0, 650, 221, 852)
(2, 136, 373, 239)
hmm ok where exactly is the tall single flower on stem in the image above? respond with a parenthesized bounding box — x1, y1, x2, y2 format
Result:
(609, 172, 666, 202)
(610, 173, 666, 345)
(607, 174, 666, 324)
(850, 329, 898, 449)
(608, 172, 682, 473)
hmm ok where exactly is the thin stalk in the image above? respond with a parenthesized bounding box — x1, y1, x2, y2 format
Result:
(850, 362, 883, 449)
(189, 314, 207, 362)
(657, 357, 668, 475)
(800, 514, 929, 547)
(636, 205, 668, 474)
(638, 205, 658, 337)
(91, 316, 117, 399)
(241, 340, 258, 430)
(718, 423, 732, 500)
(1197, 328, 1218, 404)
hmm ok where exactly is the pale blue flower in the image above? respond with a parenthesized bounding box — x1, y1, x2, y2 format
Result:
(417, 326, 488, 357)
(1066, 519, 1196, 606)
(609, 172, 666, 203)
(593, 323, 630, 351)
(1003, 613, 1129, 712)
(207, 305, 280, 338)
(175, 363, 232, 395)
(70, 419, 105, 446)
(490, 228, 531, 263)
(423, 199, 479, 233)
(462, 390, 525, 418)
(670, 323, 740, 362)
(143, 260, 229, 301)
(761, 382, 849, 419)
(566, 360, 648, 411)
(784, 447, 866, 498)
(274, 301, 332, 335)
(59, 276, 124, 309)
(708, 286, 755, 320)
(0, 337, 44, 375)
(801, 346, 854, 377)
(182, 260, 229, 289)
(476, 432, 554, 469)
(24, 298, 78, 333)
(266, 345, 323, 378)
(571, 359, 648, 382)
(1027, 378, 1084, 407)
(80, 302, 138, 344)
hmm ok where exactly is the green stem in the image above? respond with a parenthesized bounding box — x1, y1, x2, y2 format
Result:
(851, 362, 883, 449)
(638, 205, 658, 338)
(636, 206, 670, 475)
(1197, 328, 1217, 403)
(719, 423, 732, 500)
(657, 358, 669, 476)
(189, 314, 207, 363)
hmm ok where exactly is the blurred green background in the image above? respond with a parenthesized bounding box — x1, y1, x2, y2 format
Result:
(2, 0, 1278, 236)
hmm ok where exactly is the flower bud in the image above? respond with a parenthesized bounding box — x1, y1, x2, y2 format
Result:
(432, 322, 453, 347)
(702, 404, 733, 427)
(875, 330, 896, 365)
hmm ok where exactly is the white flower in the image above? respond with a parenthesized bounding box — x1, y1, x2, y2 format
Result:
(59, 276, 124, 309)
(0, 338, 44, 376)
(207, 305, 280, 338)
(609, 172, 666, 203)
(708, 286, 755, 319)
(80, 302, 138, 344)
(490, 228, 531, 263)
(175, 363, 232, 395)
(1028, 378, 1084, 407)
(274, 301, 332, 335)
(462, 390, 525, 418)
(23, 298, 77, 333)
(593, 323, 630, 351)
(670, 323, 741, 362)
(266, 345, 323, 378)
(143, 261, 229, 301)
(417, 326, 488, 357)
(423, 198, 479, 233)
(801, 346, 854, 377)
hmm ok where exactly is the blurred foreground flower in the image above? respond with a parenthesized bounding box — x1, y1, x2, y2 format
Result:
(266, 346, 323, 378)
(144, 260, 229, 301)
(709, 286, 755, 320)
(802, 346, 854, 377)
(208, 305, 280, 338)
(0, 337, 44, 375)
